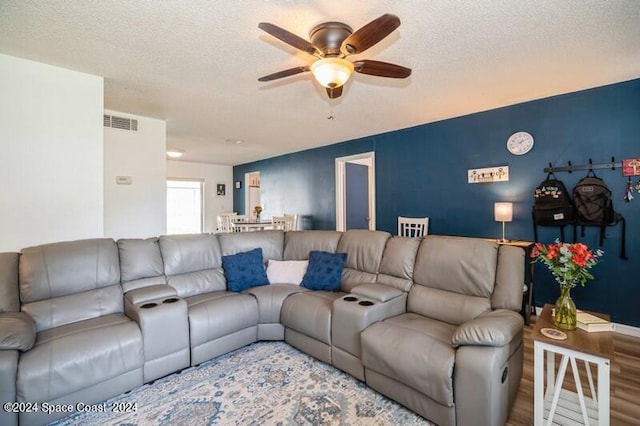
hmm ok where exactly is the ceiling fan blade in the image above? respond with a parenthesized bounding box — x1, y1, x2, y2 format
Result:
(353, 60, 411, 78)
(326, 85, 343, 99)
(258, 22, 320, 56)
(258, 66, 310, 82)
(341, 14, 401, 55)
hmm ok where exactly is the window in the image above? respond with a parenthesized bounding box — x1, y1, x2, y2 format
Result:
(166, 179, 204, 234)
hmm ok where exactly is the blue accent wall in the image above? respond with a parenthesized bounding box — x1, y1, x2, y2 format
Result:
(234, 78, 640, 326)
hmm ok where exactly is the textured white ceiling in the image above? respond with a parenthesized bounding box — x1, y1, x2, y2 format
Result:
(1, 1, 639, 165)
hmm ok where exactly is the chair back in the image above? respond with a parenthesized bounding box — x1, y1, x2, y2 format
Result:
(398, 216, 429, 237)
(284, 213, 299, 230)
(216, 212, 237, 233)
(231, 215, 250, 232)
(272, 215, 295, 231)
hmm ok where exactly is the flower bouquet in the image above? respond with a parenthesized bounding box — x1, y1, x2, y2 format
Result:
(531, 240, 603, 330)
(254, 205, 263, 221)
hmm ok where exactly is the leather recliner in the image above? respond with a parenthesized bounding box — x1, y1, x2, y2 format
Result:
(16, 239, 144, 426)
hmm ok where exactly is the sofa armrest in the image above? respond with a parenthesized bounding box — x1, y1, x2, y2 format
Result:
(0, 312, 36, 351)
(452, 309, 524, 348)
(124, 284, 178, 306)
(351, 283, 404, 303)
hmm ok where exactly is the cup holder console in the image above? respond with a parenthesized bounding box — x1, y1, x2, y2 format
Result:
(358, 300, 374, 307)
(140, 302, 158, 309)
(343, 296, 358, 302)
(163, 298, 179, 304)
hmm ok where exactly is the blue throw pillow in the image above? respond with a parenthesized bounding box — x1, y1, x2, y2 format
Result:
(301, 251, 347, 291)
(222, 248, 269, 292)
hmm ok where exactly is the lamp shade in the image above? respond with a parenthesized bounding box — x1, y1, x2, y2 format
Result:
(494, 202, 513, 222)
(311, 58, 354, 88)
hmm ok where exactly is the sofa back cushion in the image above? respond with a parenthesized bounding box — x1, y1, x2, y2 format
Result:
(158, 234, 226, 297)
(337, 230, 390, 292)
(283, 231, 342, 260)
(376, 237, 420, 292)
(117, 237, 166, 292)
(0, 252, 20, 312)
(410, 236, 498, 325)
(218, 230, 284, 261)
(19, 239, 123, 331)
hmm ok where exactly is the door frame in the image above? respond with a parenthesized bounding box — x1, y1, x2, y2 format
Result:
(335, 151, 376, 231)
(244, 171, 260, 215)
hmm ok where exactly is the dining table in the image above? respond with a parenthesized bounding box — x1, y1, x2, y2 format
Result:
(231, 220, 274, 232)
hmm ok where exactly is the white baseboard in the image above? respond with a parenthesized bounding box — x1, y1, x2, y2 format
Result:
(533, 306, 640, 338)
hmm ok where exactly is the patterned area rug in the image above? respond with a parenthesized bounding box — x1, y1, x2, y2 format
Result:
(51, 341, 432, 425)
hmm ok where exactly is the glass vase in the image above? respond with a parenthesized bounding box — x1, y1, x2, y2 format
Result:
(553, 286, 577, 330)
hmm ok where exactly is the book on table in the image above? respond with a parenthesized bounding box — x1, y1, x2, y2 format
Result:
(576, 310, 614, 332)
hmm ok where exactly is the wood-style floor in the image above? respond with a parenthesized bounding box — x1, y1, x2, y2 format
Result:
(506, 318, 640, 425)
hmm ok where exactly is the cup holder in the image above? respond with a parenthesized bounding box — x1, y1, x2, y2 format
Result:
(358, 300, 374, 307)
(163, 297, 180, 304)
(343, 296, 358, 302)
(140, 302, 158, 309)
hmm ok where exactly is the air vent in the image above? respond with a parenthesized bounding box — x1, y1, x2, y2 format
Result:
(103, 114, 138, 131)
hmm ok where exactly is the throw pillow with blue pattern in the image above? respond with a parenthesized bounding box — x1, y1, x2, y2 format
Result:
(301, 251, 347, 291)
(222, 248, 269, 292)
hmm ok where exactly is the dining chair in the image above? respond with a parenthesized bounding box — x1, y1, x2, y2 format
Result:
(231, 214, 250, 232)
(216, 213, 237, 233)
(398, 216, 429, 237)
(272, 215, 295, 231)
(284, 213, 298, 231)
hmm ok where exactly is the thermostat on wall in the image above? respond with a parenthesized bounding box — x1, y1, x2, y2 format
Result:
(116, 176, 133, 185)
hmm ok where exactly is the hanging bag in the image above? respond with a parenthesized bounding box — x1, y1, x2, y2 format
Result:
(572, 170, 627, 259)
(532, 173, 574, 241)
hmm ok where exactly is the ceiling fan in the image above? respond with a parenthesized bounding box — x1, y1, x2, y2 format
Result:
(258, 14, 411, 99)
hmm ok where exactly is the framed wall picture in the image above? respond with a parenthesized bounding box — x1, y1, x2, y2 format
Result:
(216, 184, 226, 196)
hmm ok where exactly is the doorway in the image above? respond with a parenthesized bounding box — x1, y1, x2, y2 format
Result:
(335, 152, 375, 231)
(244, 171, 260, 218)
(166, 178, 204, 234)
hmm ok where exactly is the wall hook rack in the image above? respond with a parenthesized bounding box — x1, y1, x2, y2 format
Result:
(544, 157, 622, 174)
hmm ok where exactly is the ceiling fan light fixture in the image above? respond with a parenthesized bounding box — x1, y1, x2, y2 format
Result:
(166, 149, 185, 158)
(311, 58, 354, 88)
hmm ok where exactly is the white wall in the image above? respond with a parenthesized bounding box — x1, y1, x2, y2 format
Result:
(0, 54, 104, 252)
(166, 161, 233, 233)
(104, 110, 167, 240)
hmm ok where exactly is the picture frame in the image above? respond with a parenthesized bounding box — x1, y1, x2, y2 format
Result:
(216, 184, 226, 196)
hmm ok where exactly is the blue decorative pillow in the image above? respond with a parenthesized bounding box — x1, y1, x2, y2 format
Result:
(301, 251, 347, 291)
(222, 248, 269, 292)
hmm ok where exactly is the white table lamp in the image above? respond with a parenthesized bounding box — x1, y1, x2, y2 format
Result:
(494, 202, 513, 242)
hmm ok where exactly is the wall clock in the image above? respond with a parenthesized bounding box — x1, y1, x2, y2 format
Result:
(506, 131, 534, 155)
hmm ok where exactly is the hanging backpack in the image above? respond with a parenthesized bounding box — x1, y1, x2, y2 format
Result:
(532, 173, 573, 241)
(572, 170, 627, 259)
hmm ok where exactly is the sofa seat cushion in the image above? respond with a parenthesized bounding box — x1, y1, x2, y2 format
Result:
(280, 291, 345, 345)
(185, 291, 258, 347)
(361, 313, 457, 407)
(246, 284, 307, 324)
(16, 313, 143, 402)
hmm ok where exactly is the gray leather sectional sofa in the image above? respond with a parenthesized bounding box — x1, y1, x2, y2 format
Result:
(0, 230, 525, 426)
